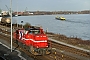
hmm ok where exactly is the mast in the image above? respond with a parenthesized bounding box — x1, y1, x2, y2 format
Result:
(10, 0, 12, 52)
(16, 1, 18, 27)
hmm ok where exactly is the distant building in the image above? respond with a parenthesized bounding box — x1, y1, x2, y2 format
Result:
(1, 11, 9, 16)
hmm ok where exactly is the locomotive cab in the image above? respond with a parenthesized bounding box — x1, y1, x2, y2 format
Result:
(25, 27, 51, 55)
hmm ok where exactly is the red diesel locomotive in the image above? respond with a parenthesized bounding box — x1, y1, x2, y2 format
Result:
(13, 26, 51, 55)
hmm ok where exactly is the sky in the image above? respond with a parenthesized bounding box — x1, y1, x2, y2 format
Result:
(0, 0, 90, 11)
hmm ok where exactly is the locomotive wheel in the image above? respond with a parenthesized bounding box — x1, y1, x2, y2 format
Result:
(29, 46, 38, 55)
(18, 42, 23, 47)
(14, 40, 18, 44)
(40, 49, 44, 55)
(29, 46, 34, 53)
(22, 44, 28, 51)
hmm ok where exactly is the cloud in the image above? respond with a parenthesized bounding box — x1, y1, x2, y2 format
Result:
(0, 0, 90, 11)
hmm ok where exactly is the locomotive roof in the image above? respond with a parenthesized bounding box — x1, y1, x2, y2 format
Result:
(25, 26, 41, 31)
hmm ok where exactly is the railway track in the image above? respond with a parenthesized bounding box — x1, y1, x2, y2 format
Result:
(0, 31, 77, 60)
(0, 25, 90, 60)
(50, 41, 90, 60)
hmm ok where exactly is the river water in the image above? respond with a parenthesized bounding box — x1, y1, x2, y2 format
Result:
(13, 14, 90, 40)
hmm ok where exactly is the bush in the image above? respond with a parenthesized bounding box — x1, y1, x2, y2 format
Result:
(23, 22, 31, 28)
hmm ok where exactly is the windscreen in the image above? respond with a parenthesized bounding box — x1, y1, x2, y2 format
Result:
(28, 29, 40, 34)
